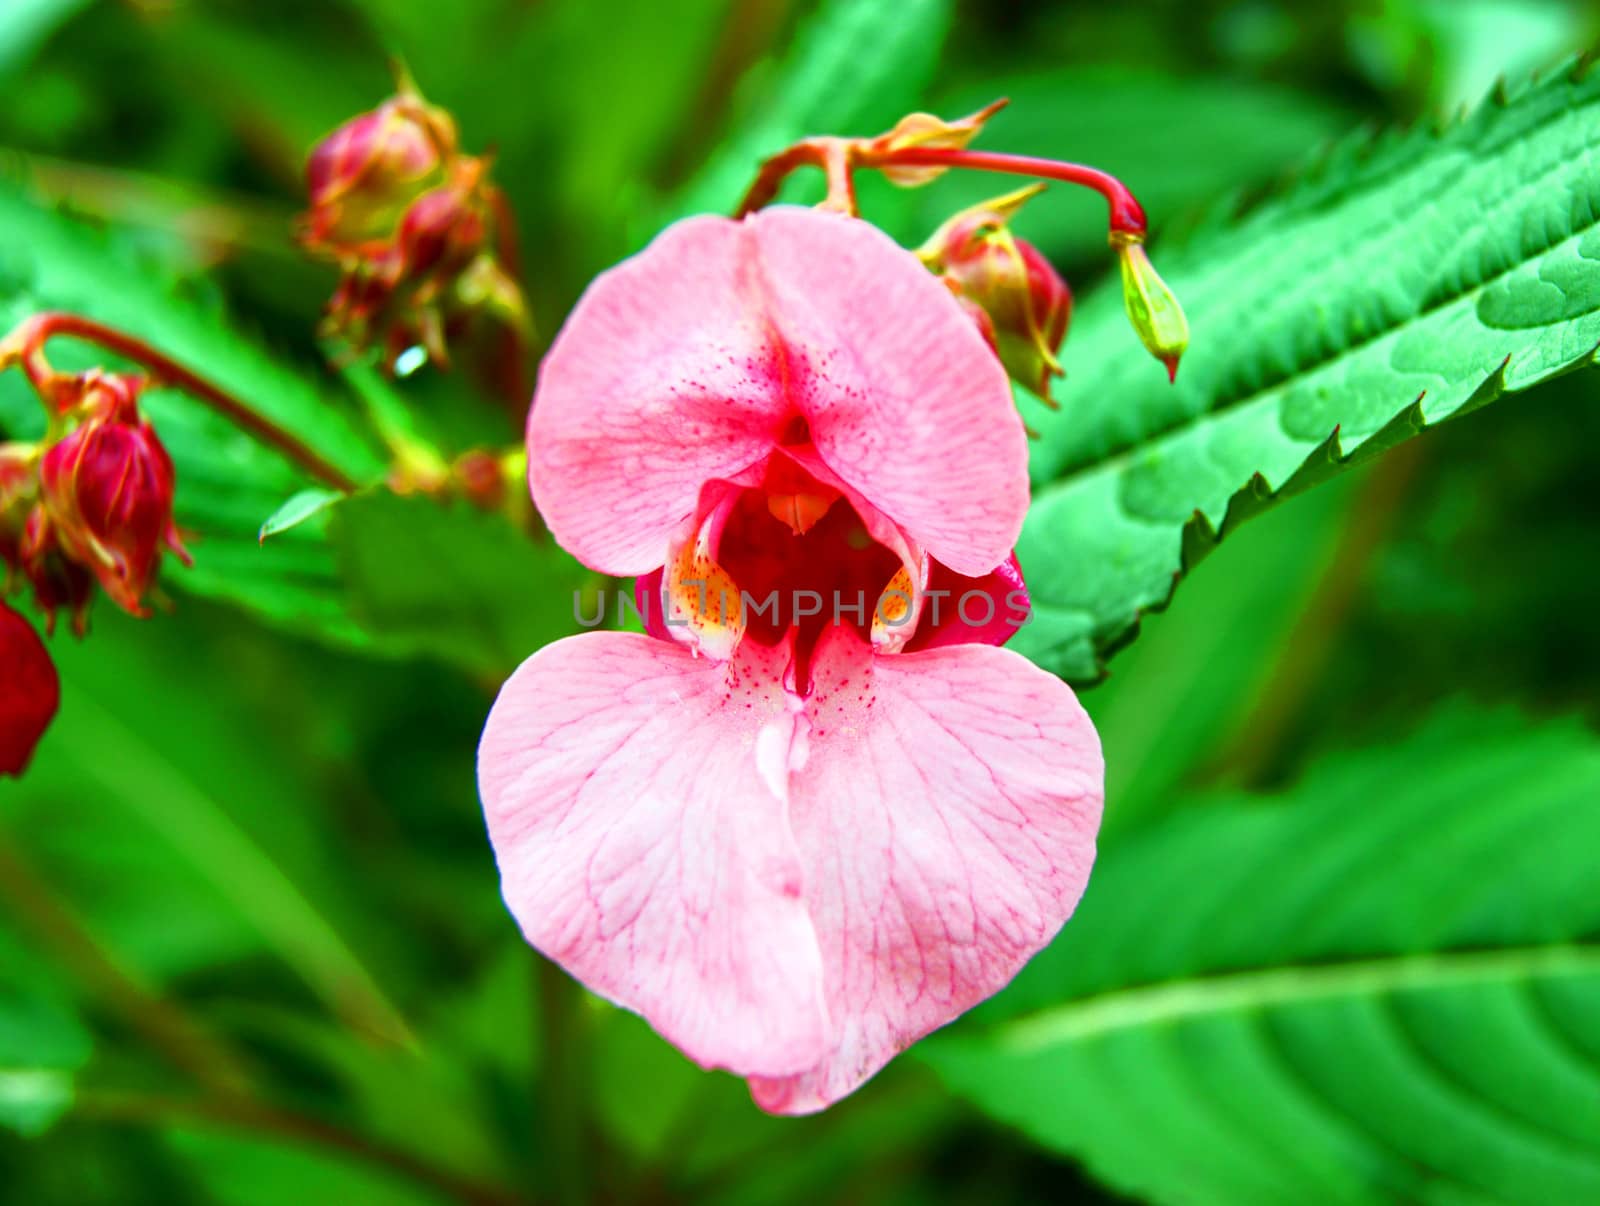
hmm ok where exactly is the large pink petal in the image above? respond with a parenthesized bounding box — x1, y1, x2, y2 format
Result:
(478, 631, 831, 1076)
(528, 208, 1028, 577)
(749, 627, 1103, 1113)
(753, 208, 1028, 576)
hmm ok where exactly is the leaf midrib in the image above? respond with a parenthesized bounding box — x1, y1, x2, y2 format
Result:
(982, 943, 1600, 1052)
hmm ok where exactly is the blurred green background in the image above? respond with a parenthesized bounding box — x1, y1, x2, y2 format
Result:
(2, 1, 1599, 1203)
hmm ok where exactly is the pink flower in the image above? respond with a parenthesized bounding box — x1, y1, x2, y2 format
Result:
(478, 207, 1103, 1113)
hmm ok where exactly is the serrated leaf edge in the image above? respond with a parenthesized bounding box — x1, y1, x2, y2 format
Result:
(1084, 344, 1597, 683)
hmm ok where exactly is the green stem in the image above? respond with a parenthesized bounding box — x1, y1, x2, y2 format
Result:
(535, 955, 589, 1206)
(1212, 440, 1426, 785)
(0, 834, 253, 1098)
(338, 357, 450, 490)
(76, 1088, 525, 1206)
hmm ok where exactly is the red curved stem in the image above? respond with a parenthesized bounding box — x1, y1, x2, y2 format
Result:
(737, 141, 829, 217)
(864, 147, 1147, 236)
(9, 313, 359, 492)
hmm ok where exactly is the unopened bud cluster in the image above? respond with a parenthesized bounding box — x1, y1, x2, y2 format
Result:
(0, 370, 189, 635)
(298, 74, 527, 370)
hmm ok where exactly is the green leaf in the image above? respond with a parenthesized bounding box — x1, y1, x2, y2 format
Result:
(924, 708, 1600, 1205)
(329, 491, 593, 678)
(140, 10, 382, 177)
(1409, 0, 1588, 112)
(1016, 59, 1600, 681)
(157, 1128, 444, 1206)
(656, 0, 955, 228)
(227, 1004, 507, 1183)
(0, 0, 89, 80)
(258, 489, 343, 544)
(526, 0, 731, 223)
(0, 183, 386, 645)
(1085, 470, 1363, 836)
(0, 991, 90, 1138)
(13, 609, 415, 1045)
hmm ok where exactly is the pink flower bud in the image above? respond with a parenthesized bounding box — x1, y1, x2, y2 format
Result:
(395, 168, 487, 283)
(38, 374, 191, 618)
(0, 598, 58, 777)
(302, 90, 457, 251)
(919, 185, 1073, 403)
(299, 82, 527, 374)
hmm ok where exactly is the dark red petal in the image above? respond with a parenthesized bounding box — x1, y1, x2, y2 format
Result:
(905, 551, 1030, 652)
(632, 569, 672, 643)
(0, 600, 60, 776)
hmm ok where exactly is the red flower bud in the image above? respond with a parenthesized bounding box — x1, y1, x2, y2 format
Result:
(452, 448, 507, 510)
(0, 598, 58, 777)
(396, 167, 487, 282)
(953, 291, 1000, 356)
(38, 374, 191, 618)
(919, 185, 1073, 403)
(303, 89, 457, 251)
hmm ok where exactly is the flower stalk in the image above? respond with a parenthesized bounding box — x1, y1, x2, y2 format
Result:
(736, 102, 1189, 381)
(0, 313, 360, 493)
(739, 140, 1148, 240)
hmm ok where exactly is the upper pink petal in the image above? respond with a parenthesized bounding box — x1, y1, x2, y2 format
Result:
(528, 207, 1027, 577)
(526, 216, 793, 575)
(752, 208, 1028, 576)
(748, 626, 1103, 1113)
(478, 631, 830, 1076)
